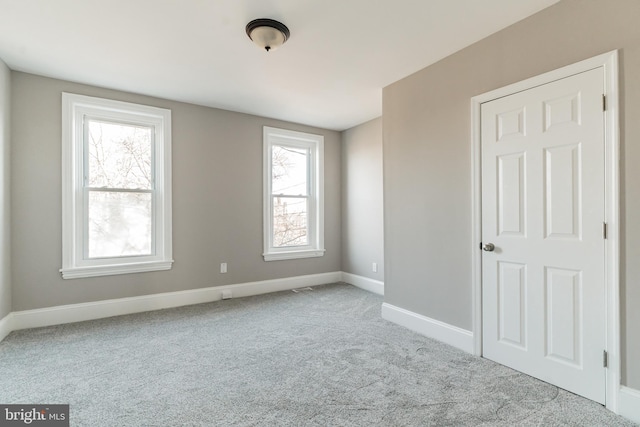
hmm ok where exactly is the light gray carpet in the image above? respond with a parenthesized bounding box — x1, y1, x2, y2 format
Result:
(0, 283, 635, 426)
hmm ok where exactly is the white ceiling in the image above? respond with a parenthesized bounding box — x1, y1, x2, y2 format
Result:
(0, 0, 560, 131)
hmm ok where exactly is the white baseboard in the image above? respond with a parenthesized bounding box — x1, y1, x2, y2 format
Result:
(618, 386, 640, 424)
(381, 303, 474, 354)
(341, 272, 384, 295)
(0, 313, 13, 342)
(8, 271, 342, 332)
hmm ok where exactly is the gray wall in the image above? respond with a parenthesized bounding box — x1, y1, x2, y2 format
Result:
(10, 72, 341, 311)
(341, 118, 384, 281)
(0, 59, 10, 319)
(382, 0, 640, 388)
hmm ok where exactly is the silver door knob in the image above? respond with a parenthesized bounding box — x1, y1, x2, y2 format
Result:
(482, 243, 495, 252)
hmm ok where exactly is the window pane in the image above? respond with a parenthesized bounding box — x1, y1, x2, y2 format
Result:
(272, 145, 308, 196)
(273, 196, 309, 247)
(87, 119, 152, 190)
(88, 191, 152, 258)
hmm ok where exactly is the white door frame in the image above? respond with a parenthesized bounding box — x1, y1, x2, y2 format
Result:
(470, 50, 620, 411)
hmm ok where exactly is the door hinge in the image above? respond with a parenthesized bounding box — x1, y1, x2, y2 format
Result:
(603, 350, 608, 368)
(602, 94, 606, 111)
(603, 222, 608, 239)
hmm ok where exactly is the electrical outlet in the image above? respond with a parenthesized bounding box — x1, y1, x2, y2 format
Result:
(220, 262, 227, 273)
(372, 262, 378, 273)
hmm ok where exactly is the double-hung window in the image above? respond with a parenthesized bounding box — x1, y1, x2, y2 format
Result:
(61, 93, 172, 279)
(263, 127, 325, 261)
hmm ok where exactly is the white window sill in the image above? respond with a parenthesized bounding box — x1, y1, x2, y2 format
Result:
(263, 249, 325, 262)
(60, 260, 174, 279)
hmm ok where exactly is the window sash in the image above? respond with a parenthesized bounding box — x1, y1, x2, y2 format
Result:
(83, 188, 156, 260)
(84, 116, 155, 191)
(271, 194, 311, 248)
(271, 144, 310, 197)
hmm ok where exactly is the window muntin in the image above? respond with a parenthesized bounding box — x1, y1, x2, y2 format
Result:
(263, 127, 324, 261)
(61, 93, 172, 279)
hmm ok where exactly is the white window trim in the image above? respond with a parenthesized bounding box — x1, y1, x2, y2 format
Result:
(61, 93, 173, 279)
(263, 126, 325, 261)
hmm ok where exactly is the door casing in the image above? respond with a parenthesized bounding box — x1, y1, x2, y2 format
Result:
(470, 50, 620, 411)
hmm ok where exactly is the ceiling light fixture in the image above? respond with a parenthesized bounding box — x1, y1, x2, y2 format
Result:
(246, 19, 290, 52)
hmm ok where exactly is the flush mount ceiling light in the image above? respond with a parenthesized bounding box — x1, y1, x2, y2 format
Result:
(246, 19, 290, 52)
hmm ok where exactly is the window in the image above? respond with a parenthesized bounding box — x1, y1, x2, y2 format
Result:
(61, 93, 172, 279)
(263, 126, 324, 261)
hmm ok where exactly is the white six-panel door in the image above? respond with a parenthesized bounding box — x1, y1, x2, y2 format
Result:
(481, 67, 606, 403)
